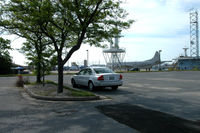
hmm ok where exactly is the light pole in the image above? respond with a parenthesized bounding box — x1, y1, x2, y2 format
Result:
(159, 50, 162, 71)
(86, 50, 89, 66)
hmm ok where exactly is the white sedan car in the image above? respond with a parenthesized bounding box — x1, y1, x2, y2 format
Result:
(71, 67, 123, 90)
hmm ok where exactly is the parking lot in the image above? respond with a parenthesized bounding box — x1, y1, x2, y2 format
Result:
(1, 71, 200, 132)
(38, 71, 200, 121)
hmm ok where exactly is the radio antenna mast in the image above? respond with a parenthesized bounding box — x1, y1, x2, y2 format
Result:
(190, 9, 199, 58)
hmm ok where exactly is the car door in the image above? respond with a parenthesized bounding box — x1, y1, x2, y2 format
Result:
(77, 69, 88, 86)
(75, 69, 85, 85)
(82, 68, 93, 86)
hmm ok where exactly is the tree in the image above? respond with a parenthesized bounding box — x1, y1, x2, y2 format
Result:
(0, 0, 133, 93)
(19, 28, 56, 83)
(0, 37, 12, 74)
(21, 38, 56, 83)
(1, 1, 56, 82)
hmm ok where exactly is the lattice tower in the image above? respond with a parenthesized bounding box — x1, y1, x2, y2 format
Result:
(190, 9, 199, 57)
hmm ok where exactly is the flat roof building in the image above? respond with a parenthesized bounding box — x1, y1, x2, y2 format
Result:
(176, 57, 200, 70)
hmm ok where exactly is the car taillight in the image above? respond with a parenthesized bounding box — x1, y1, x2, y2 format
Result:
(119, 74, 123, 80)
(97, 75, 104, 80)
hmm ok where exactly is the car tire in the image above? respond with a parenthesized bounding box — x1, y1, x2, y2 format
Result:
(88, 81, 95, 91)
(112, 86, 118, 90)
(71, 79, 77, 88)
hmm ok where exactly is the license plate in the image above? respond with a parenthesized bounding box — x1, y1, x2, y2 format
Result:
(109, 76, 114, 80)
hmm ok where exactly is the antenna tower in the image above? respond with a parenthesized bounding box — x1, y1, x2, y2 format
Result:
(190, 9, 199, 57)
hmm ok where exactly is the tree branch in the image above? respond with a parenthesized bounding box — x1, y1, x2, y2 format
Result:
(40, 22, 59, 52)
(74, 0, 83, 25)
(63, 27, 86, 64)
(86, 0, 103, 26)
(63, 0, 103, 64)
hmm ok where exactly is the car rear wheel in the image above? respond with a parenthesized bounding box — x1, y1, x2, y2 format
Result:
(71, 79, 77, 88)
(112, 86, 118, 90)
(88, 81, 95, 91)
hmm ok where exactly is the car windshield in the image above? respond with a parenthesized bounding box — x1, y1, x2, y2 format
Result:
(93, 68, 114, 74)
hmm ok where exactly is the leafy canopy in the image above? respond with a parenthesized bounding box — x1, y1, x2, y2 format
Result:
(0, 0, 133, 62)
(0, 37, 12, 57)
(0, 0, 133, 92)
(0, 37, 12, 74)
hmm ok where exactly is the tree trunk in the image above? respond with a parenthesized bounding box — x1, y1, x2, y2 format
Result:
(57, 57, 63, 93)
(36, 62, 42, 83)
(36, 40, 42, 83)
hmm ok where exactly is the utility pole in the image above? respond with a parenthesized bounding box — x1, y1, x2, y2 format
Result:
(86, 50, 89, 66)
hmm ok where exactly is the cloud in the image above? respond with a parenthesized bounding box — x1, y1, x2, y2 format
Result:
(2, 0, 199, 65)
(165, 0, 200, 11)
(116, 0, 196, 61)
(119, 34, 189, 61)
(122, 0, 190, 38)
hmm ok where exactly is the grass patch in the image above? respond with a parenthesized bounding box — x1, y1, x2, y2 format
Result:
(64, 85, 95, 97)
(45, 80, 57, 85)
(48, 72, 77, 75)
(0, 73, 36, 77)
(34, 89, 56, 96)
(45, 80, 95, 97)
(0, 74, 17, 77)
(28, 82, 40, 85)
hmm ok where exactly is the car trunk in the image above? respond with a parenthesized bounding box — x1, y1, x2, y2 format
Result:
(97, 73, 120, 82)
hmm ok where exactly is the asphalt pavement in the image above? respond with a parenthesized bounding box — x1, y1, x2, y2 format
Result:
(1, 71, 200, 133)
(0, 76, 138, 133)
(55, 71, 200, 121)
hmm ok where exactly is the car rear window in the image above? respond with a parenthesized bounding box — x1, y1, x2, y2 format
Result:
(93, 68, 114, 74)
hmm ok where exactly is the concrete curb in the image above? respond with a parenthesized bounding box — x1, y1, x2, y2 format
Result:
(24, 85, 100, 101)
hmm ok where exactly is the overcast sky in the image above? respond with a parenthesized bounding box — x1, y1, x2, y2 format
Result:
(3, 0, 200, 66)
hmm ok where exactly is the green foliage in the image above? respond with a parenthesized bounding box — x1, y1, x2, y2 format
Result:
(0, 0, 133, 92)
(0, 0, 133, 61)
(0, 37, 12, 74)
(20, 39, 57, 76)
(192, 67, 200, 71)
(0, 55, 12, 74)
(0, 37, 12, 57)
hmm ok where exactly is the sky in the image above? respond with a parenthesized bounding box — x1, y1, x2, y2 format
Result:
(2, 0, 200, 66)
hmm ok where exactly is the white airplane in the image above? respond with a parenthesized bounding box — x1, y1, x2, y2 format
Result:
(121, 51, 161, 70)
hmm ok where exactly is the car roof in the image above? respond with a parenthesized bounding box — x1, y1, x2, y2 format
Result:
(80, 66, 108, 70)
(88, 66, 108, 69)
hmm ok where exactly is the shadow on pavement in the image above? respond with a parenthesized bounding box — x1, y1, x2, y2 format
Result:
(0, 106, 135, 133)
(96, 103, 200, 133)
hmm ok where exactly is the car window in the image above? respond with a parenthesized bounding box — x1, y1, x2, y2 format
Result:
(78, 69, 85, 75)
(87, 69, 93, 75)
(83, 69, 88, 75)
(82, 69, 92, 75)
(93, 68, 114, 74)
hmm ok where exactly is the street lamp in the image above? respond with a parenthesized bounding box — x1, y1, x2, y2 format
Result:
(86, 50, 89, 66)
(159, 50, 162, 71)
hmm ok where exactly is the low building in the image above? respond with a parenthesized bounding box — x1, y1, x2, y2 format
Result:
(176, 57, 200, 70)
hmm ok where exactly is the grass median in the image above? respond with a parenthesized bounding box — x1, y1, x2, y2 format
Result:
(26, 80, 96, 97)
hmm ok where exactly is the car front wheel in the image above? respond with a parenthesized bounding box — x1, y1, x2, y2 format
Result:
(88, 81, 95, 91)
(71, 79, 77, 88)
